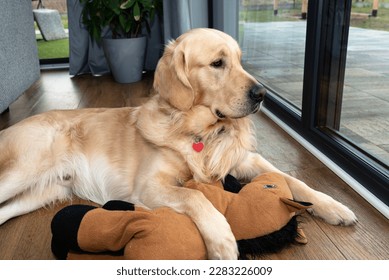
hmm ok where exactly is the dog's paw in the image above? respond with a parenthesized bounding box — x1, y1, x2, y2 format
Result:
(205, 230, 238, 260)
(308, 192, 357, 226)
(201, 211, 238, 259)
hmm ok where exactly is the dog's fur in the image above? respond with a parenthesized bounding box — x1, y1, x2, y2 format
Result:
(0, 28, 356, 259)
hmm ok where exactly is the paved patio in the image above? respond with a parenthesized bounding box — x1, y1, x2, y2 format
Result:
(239, 21, 389, 167)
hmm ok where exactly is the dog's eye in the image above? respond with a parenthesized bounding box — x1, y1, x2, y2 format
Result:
(211, 59, 223, 68)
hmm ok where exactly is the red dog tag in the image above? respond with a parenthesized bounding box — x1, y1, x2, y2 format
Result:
(192, 141, 204, 152)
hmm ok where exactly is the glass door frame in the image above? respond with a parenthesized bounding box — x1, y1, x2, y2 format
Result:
(258, 0, 388, 206)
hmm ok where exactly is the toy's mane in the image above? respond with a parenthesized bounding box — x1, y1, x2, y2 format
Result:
(221, 174, 303, 260)
(237, 216, 300, 259)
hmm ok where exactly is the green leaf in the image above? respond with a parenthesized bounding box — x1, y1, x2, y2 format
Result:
(119, 14, 126, 30)
(125, 21, 133, 33)
(133, 2, 140, 21)
(120, 0, 136, 9)
(105, 0, 121, 14)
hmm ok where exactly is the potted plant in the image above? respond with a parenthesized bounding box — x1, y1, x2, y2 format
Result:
(80, 0, 158, 83)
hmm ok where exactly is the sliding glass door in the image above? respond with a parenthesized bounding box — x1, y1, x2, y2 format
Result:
(341, 8, 389, 168)
(238, 0, 388, 208)
(239, 1, 306, 110)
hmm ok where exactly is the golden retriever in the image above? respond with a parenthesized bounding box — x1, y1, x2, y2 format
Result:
(0, 28, 356, 259)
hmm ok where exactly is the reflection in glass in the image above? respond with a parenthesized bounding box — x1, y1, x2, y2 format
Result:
(340, 2, 389, 167)
(239, 0, 307, 109)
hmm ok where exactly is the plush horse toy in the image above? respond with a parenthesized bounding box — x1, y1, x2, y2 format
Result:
(51, 172, 312, 260)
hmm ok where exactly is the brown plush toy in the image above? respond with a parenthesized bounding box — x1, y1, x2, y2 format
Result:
(51, 172, 312, 260)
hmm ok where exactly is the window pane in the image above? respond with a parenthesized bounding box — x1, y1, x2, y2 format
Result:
(339, 2, 389, 167)
(239, 0, 307, 110)
(32, 0, 69, 60)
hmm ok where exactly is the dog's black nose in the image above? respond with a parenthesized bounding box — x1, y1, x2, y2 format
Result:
(249, 84, 266, 102)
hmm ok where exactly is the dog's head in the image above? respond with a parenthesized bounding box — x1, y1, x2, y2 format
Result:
(154, 28, 266, 119)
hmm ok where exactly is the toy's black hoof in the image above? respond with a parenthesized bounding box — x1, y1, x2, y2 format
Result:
(51, 205, 96, 259)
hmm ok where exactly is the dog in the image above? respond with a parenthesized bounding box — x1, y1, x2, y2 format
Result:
(0, 28, 356, 259)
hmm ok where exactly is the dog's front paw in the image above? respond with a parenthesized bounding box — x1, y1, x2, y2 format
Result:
(205, 230, 238, 260)
(201, 211, 238, 260)
(308, 192, 357, 226)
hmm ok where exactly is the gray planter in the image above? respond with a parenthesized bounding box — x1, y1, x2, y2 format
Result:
(102, 36, 147, 83)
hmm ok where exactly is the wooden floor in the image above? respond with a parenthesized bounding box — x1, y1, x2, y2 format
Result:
(0, 70, 388, 260)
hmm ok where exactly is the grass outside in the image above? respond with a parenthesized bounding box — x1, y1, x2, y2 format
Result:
(36, 38, 69, 59)
(350, 5, 389, 30)
(240, 1, 389, 31)
(35, 14, 69, 60)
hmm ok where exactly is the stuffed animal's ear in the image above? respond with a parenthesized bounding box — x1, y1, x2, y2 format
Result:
(280, 198, 312, 214)
(103, 200, 135, 211)
(222, 174, 243, 193)
(280, 198, 311, 244)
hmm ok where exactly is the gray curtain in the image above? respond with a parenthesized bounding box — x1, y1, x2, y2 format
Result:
(67, 0, 110, 76)
(162, 0, 208, 43)
(67, 0, 237, 76)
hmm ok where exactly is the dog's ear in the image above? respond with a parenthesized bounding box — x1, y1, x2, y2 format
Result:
(154, 41, 194, 111)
